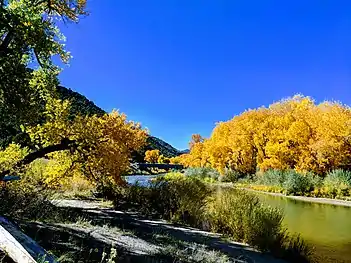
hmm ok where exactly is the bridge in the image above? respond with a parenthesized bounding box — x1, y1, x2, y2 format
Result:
(0, 175, 20, 182)
(130, 163, 184, 174)
(137, 163, 183, 170)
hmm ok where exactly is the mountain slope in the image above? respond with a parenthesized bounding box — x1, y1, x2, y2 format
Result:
(57, 87, 182, 160)
(57, 86, 105, 117)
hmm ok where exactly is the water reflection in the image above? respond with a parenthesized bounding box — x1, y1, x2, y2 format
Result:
(258, 193, 351, 263)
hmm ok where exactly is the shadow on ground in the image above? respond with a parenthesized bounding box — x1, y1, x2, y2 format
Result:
(18, 200, 285, 263)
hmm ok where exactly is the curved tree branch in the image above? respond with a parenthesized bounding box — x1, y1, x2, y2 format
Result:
(0, 138, 76, 179)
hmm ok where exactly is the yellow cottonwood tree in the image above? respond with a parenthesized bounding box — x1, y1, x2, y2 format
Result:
(23, 98, 147, 185)
(144, 149, 160, 163)
(183, 95, 351, 175)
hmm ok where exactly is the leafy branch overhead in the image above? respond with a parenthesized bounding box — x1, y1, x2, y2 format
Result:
(0, 0, 149, 185)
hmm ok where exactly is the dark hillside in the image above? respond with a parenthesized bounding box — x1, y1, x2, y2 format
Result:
(57, 87, 181, 160)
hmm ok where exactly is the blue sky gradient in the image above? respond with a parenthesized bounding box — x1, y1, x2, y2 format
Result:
(59, 0, 351, 150)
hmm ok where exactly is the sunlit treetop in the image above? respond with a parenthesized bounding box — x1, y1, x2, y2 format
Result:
(182, 95, 351, 175)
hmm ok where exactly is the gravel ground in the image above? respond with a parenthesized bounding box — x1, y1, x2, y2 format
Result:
(47, 199, 287, 263)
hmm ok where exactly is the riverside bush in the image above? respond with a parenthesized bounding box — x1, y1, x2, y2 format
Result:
(324, 169, 351, 197)
(218, 168, 243, 183)
(162, 172, 185, 181)
(114, 177, 211, 226)
(113, 177, 312, 262)
(254, 169, 351, 197)
(206, 189, 284, 251)
(256, 170, 322, 195)
(256, 169, 287, 187)
(184, 167, 220, 181)
(282, 170, 314, 195)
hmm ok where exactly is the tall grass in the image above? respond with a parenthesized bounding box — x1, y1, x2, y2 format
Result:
(112, 177, 313, 262)
(206, 189, 284, 250)
(114, 177, 211, 226)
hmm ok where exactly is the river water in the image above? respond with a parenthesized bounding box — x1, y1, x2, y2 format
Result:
(258, 193, 351, 263)
(125, 175, 351, 262)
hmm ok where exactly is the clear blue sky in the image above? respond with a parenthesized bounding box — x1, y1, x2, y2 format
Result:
(59, 0, 351, 150)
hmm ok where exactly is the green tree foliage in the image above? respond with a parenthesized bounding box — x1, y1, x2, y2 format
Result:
(0, 0, 87, 146)
(0, 0, 150, 186)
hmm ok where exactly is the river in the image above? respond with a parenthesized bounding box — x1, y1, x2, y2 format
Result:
(258, 193, 351, 263)
(125, 175, 351, 262)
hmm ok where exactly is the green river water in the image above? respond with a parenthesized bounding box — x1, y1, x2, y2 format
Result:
(258, 194, 351, 263)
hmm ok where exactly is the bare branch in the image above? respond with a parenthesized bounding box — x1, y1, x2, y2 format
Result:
(34, 49, 45, 68)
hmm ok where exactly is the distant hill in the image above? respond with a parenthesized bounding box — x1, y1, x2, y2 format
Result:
(56, 87, 182, 160)
(179, 149, 190, 154)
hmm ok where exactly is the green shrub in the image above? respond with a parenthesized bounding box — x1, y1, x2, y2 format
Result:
(324, 169, 351, 197)
(305, 173, 324, 189)
(218, 168, 242, 183)
(162, 172, 185, 181)
(114, 177, 211, 226)
(279, 234, 313, 263)
(256, 170, 322, 196)
(206, 189, 284, 250)
(256, 169, 287, 187)
(283, 170, 314, 195)
(184, 167, 220, 181)
(206, 188, 312, 262)
(0, 182, 53, 220)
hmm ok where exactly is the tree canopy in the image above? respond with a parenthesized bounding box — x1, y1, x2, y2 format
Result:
(144, 149, 160, 163)
(0, 0, 149, 185)
(181, 96, 351, 175)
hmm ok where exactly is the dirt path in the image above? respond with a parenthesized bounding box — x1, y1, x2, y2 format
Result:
(21, 199, 287, 263)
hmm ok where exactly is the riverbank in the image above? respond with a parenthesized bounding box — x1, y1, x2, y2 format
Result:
(245, 188, 351, 207)
(22, 198, 287, 263)
(213, 182, 351, 207)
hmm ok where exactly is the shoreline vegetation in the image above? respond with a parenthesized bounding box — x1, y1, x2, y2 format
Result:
(121, 173, 314, 263)
(1, 1, 349, 262)
(173, 167, 351, 201)
(231, 185, 351, 207)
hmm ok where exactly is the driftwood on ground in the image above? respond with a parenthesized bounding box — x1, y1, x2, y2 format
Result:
(0, 216, 57, 263)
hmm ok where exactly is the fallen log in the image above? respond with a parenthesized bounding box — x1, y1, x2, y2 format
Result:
(0, 217, 57, 263)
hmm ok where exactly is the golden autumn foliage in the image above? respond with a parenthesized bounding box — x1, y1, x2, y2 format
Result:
(144, 149, 160, 163)
(157, 154, 170, 164)
(189, 134, 204, 150)
(169, 155, 182, 165)
(183, 95, 351, 175)
(25, 98, 147, 185)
